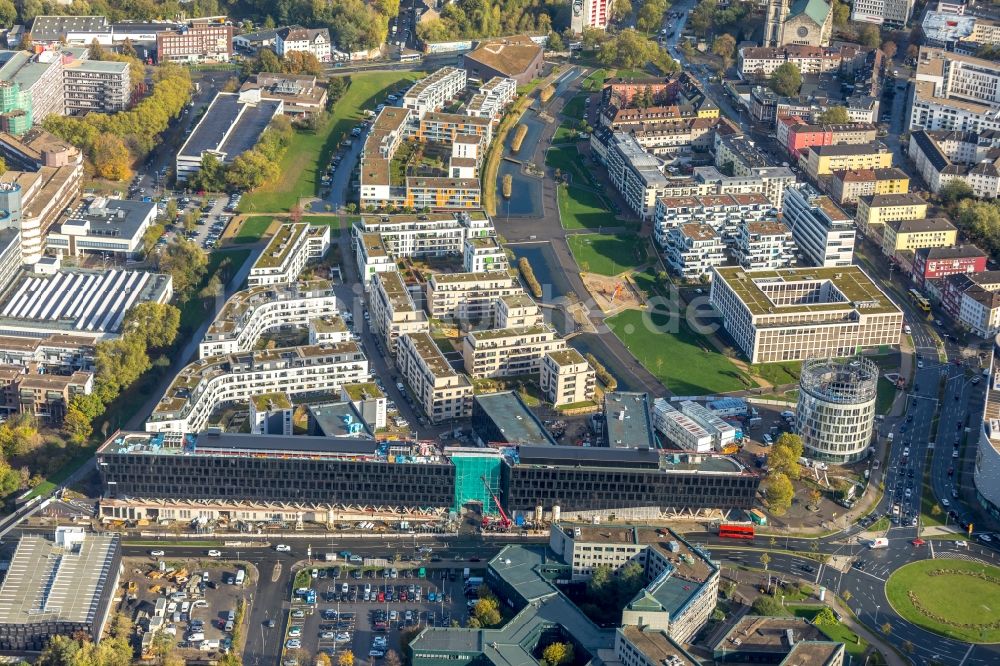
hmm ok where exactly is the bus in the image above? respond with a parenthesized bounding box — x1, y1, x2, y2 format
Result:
(747, 509, 768, 526)
(718, 523, 755, 539)
(908, 288, 931, 312)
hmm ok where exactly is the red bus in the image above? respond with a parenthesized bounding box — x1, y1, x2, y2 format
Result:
(718, 524, 755, 539)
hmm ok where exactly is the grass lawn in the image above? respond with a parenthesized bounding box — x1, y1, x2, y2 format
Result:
(751, 361, 802, 386)
(886, 559, 1000, 643)
(785, 607, 868, 657)
(558, 185, 614, 230)
(567, 233, 645, 276)
(303, 215, 343, 231)
(876, 377, 899, 415)
(919, 464, 946, 528)
(553, 122, 578, 143)
(582, 69, 607, 92)
(179, 250, 252, 336)
(234, 215, 276, 243)
(240, 71, 419, 213)
(546, 145, 593, 187)
(607, 309, 751, 394)
(562, 94, 588, 121)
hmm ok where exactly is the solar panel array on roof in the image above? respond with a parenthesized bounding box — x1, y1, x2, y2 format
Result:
(1, 270, 152, 333)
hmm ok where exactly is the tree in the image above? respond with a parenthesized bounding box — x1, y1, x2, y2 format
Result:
(817, 106, 850, 124)
(858, 24, 881, 49)
(158, 237, 208, 296)
(542, 642, 574, 666)
(770, 62, 802, 97)
(808, 488, 822, 508)
(751, 595, 785, 616)
(0, 0, 16, 27)
(760, 552, 771, 571)
(191, 153, 225, 192)
(881, 622, 892, 635)
(548, 31, 565, 51)
(284, 51, 324, 76)
(19, 32, 33, 51)
(63, 406, 93, 444)
(123, 302, 181, 349)
(610, 0, 633, 23)
(91, 134, 132, 181)
(813, 607, 837, 626)
(165, 199, 178, 222)
(472, 597, 502, 627)
(881, 40, 897, 59)
(0, 458, 20, 497)
(121, 37, 137, 58)
(257, 48, 282, 74)
(767, 444, 800, 480)
(842, 590, 852, 602)
(94, 335, 150, 403)
(907, 43, 919, 59)
(765, 472, 794, 515)
(939, 179, 975, 208)
(383, 650, 402, 666)
(637, 0, 667, 34)
(712, 34, 736, 63)
(337, 650, 355, 666)
(71, 393, 105, 421)
(832, 0, 850, 27)
(88, 38, 105, 60)
(315, 654, 332, 666)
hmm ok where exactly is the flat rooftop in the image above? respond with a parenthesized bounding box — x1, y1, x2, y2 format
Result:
(206, 280, 334, 337)
(376, 270, 418, 313)
(716, 616, 827, 655)
(510, 445, 747, 474)
(254, 223, 308, 270)
(179, 92, 282, 163)
(0, 529, 119, 626)
(620, 627, 698, 666)
(308, 402, 373, 439)
(341, 381, 385, 401)
(404, 331, 462, 379)
(604, 392, 657, 449)
(474, 391, 556, 446)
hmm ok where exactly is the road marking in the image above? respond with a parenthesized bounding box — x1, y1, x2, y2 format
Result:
(272, 562, 282, 583)
(855, 569, 886, 583)
(958, 643, 975, 666)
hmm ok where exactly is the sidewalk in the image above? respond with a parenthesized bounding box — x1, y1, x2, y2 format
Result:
(828, 596, 909, 666)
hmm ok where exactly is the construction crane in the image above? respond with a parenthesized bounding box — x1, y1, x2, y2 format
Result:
(480, 476, 512, 531)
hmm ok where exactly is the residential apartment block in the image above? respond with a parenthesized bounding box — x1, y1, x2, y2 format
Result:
(710, 265, 903, 363)
(397, 332, 473, 423)
(908, 48, 1000, 134)
(62, 56, 130, 114)
(496, 293, 543, 328)
(908, 129, 1000, 199)
(654, 192, 773, 247)
(777, 116, 878, 160)
(802, 142, 893, 179)
(663, 223, 725, 281)
(275, 26, 331, 62)
(466, 77, 517, 123)
(369, 270, 428, 355)
(922, 10, 1000, 51)
(156, 24, 233, 63)
(826, 167, 909, 205)
(145, 343, 369, 434)
(539, 349, 596, 407)
(199, 280, 338, 358)
(855, 193, 928, 235)
(571, 0, 610, 32)
(462, 324, 566, 378)
(402, 67, 467, 119)
(739, 45, 842, 78)
(0, 366, 92, 422)
(851, 0, 915, 26)
(425, 270, 522, 322)
(247, 223, 331, 286)
(942, 271, 1000, 337)
(604, 132, 670, 220)
(881, 217, 957, 257)
(912, 245, 987, 287)
(782, 184, 856, 267)
(733, 219, 797, 270)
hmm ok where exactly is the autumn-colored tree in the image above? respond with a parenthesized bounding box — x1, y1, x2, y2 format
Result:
(91, 135, 132, 181)
(337, 650, 355, 666)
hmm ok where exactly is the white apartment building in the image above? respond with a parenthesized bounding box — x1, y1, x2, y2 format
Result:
(396, 332, 473, 423)
(463, 236, 508, 273)
(145, 343, 370, 434)
(738, 45, 840, 79)
(462, 324, 566, 378)
(959, 286, 1000, 338)
(369, 270, 429, 355)
(908, 48, 1000, 133)
(652, 398, 714, 453)
(605, 132, 671, 220)
(908, 129, 1000, 199)
(247, 223, 331, 286)
(710, 265, 903, 363)
(539, 348, 596, 407)
(199, 281, 339, 359)
(571, 0, 610, 32)
(496, 293, 543, 328)
(733, 220, 797, 270)
(654, 192, 774, 247)
(782, 184, 856, 267)
(402, 67, 467, 119)
(851, 0, 914, 26)
(353, 211, 495, 272)
(275, 26, 331, 62)
(62, 57, 131, 114)
(664, 223, 726, 281)
(308, 315, 352, 345)
(923, 11, 1000, 50)
(679, 401, 739, 451)
(466, 77, 517, 123)
(425, 270, 523, 321)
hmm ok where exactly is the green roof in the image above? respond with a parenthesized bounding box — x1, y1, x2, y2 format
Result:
(789, 0, 832, 27)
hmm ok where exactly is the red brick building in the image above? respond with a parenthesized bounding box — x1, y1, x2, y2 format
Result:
(912, 245, 988, 287)
(157, 24, 233, 64)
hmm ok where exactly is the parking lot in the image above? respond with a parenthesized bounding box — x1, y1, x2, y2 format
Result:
(281, 562, 480, 663)
(119, 555, 250, 661)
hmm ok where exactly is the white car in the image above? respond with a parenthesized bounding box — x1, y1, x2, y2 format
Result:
(311, 568, 319, 578)
(207, 550, 222, 557)
(150, 550, 165, 557)
(288, 626, 302, 638)
(336, 632, 352, 642)
(953, 449, 960, 458)
(981, 534, 994, 543)
(941, 498, 951, 507)
(275, 544, 291, 552)
(321, 631, 336, 639)
(286, 639, 302, 649)
(917, 360, 924, 368)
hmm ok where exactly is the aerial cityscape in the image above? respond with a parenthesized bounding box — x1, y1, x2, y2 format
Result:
(0, 0, 996, 665)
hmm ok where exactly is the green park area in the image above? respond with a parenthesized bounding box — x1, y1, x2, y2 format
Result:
(233, 216, 275, 243)
(240, 71, 419, 213)
(607, 309, 750, 395)
(581, 69, 607, 92)
(886, 559, 1000, 643)
(562, 94, 588, 121)
(546, 145, 593, 187)
(567, 233, 645, 276)
(558, 185, 615, 230)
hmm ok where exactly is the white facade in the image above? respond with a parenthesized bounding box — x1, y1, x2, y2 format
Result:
(571, 0, 610, 32)
(462, 324, 566, 378)
(369, 269, 429, 355)
(908, 130, 1000, 199)
(908, 48, 1000, 133)
(733, 220, 796, 270)
(402, 67, 467, 119)
(425, 271, 523, 321)
(851, 0, 914, 26)
(605, 132, 670, 221)
(397, 332, 473, 423)
(663, 224, 725, 281)
(275, 26, 331, 62)
(466, 77, 517, 122)
(652, 398, 714, 453)
(796, 357, 878, 463)
(782, 184, 856, 267)
(248, 223, 330, 286)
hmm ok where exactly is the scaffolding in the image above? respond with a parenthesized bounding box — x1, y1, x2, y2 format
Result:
(449, 450, 502, 514)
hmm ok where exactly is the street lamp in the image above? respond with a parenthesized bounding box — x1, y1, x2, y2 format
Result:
(874, 604, 880, 624)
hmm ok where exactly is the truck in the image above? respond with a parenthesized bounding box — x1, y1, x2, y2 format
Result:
(869, 537, 889, 549)
(234, 568, 245, 586)
(463, 567, 470, 579)
(325, 553, 338, 561)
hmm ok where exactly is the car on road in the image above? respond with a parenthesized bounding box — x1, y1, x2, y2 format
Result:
(799, 564, 815, 573)
(292, 610, 305, 618)
(911, 538, 926, 546)
(851, 559, 867, 570)
(275, 544, 291, 552)
(207, 550, 221, 557)
(336, 632, 351, 642)
(941, 498, 950, 507)
(267, 619, 276, 628)
(981, 534, 994, 543)
(150, 550, 164, 557)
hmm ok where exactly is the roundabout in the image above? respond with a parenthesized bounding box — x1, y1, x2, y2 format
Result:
(885, 558, 1000, 643)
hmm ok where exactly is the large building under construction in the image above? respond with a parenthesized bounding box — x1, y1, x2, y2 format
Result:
(96, 429, 760, 523)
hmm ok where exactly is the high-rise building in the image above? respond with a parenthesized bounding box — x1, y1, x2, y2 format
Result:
(796, 356, 878, 462)
(571, 0, 610, 33)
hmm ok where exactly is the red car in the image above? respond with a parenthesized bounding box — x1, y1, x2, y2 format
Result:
(911, 538, 926, 547)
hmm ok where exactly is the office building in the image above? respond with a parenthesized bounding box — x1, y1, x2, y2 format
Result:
(881, 217, 957, 257)
(855, 192, 928, 235)
(977, 339, 1000, 520)
(616, 628, 700, 666)
(275, 26, 331, 62)
(62, 56, 130, 114)
(239, 73, 328, 117)
(471, 390, 556, 446)
(156, 24, 233, 63)
(763, 0, 834, 48)
(145, 343, 369, 434)
(46, 198, 155, 259)
(802, 142, 893, 179)
(425, 270, 522, 322)
(199, 280, 339, 358)
(796, 356, 877, 463)
(463, 35, 544, 86)
(712, 616, 845, 665)
(175, 91, 283, 182)
(369, 270, 429, 355)
(663, 223, 725, 281)
(397, 332, 473, 423)
(827, 167, 909, 204)
(539, 348, 596, 407)
(908, 129, 1000, 199)
(652, 398, 714, 453)
(908, 48, 1000, 134)
(710, 265, 903, 363)
(462, 324, 566, 378)
(247, 222, 330, 286)
(402, 67, 467, 119)
(571, 0, 610, 32)
(602, 392, 657, 450)
(733, 219, 797, 270)
(922, 10, 1000, 51)
(851, 0, 915, 26)
(782, 184, 855, 267)
(0, 49, 57, 125)
(0, 527, 121, 652)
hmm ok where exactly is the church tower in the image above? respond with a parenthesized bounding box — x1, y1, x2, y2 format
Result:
(764, 0, 790, 47)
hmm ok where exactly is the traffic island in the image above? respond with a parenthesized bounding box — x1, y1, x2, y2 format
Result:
(885, 558, 1000, 643)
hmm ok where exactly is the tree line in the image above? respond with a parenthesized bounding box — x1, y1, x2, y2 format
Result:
(417, 0, 559, 42)
(763, 433, 804, 515)
(585, 28, 681, 73)
(939, 181, 1000, 258)
(43, 65, 192, 182)
(188, 114, 295, 193)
